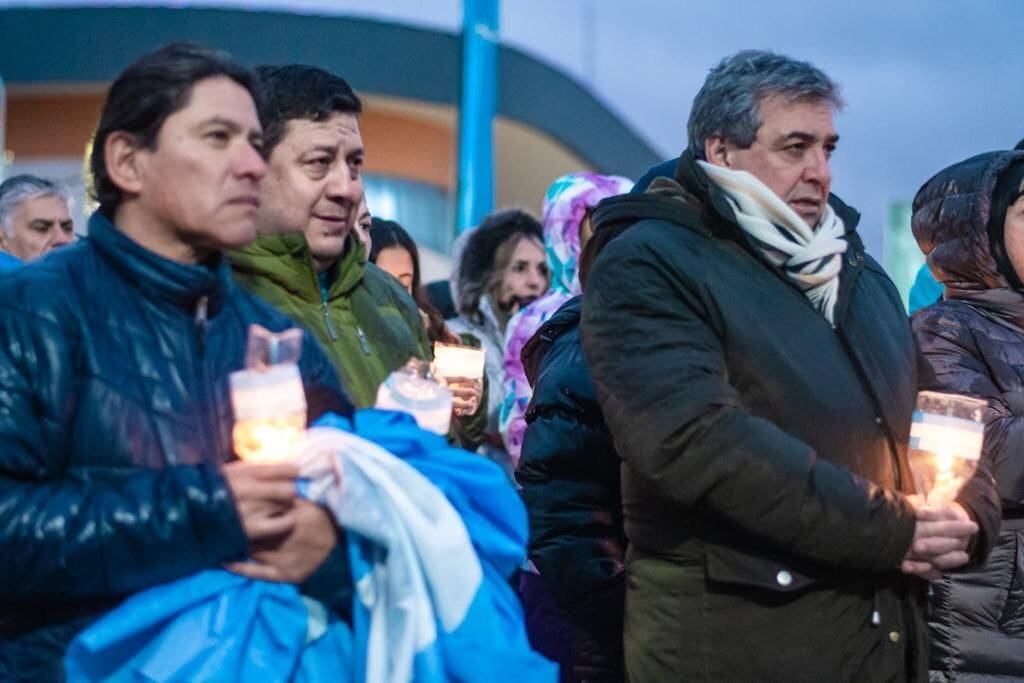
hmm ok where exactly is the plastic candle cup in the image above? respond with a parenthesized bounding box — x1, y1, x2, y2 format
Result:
(908, 391, 987, 505)
(432, 343, 486, 382)
(230, 364, 307, 463)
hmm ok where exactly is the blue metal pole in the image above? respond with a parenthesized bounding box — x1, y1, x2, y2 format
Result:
(455, 0, 499, 234)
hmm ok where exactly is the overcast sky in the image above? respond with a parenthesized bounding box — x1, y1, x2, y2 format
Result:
(7, 0, 1024, 255)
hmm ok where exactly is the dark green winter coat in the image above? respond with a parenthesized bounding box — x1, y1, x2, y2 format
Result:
(581, 152, 999, 682)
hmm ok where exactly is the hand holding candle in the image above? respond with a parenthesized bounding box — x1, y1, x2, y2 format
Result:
(432, 343, 485, 418)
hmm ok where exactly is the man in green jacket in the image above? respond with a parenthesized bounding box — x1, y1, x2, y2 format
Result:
(230, 64, 427, 409)
(231, 66, 483, 448)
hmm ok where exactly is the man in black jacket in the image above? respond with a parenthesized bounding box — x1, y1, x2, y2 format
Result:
(581, 50, 999, 682)
(0, 44, 353, 681)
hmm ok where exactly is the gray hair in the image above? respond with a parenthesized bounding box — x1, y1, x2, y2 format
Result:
(687, 50, 844, 159)
(0, 174, 74, 237)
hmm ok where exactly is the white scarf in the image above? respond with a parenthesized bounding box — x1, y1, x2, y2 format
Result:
(698, 161, 848, 324)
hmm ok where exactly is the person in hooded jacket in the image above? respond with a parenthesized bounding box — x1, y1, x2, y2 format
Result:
(0, 44, 354, 681)
(229, 65, 430, 409)
(581, 50, 998, 682)
(448, 209, 549, 472)
(912, 150, 1024, 681)
(499, 172, 632, 468)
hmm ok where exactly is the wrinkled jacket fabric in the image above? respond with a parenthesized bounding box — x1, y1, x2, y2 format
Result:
(516, 295, 625, 680)
(581, 152, 997, 682)
(500, 173, 632, 466)
(231, 234, 429, 408)
(0, 213, 352, 682)
(912, 150, 1024, 681)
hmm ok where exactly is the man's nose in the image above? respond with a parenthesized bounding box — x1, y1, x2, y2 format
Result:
(803, 147, 831, 187)
(325, 164, 363, 207)
(235, 143, 267, 181)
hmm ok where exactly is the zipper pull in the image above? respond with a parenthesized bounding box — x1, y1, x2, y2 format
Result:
(320, 287, 339, 340)
(321, 302, 339, 340)
(356, 325, 371, 355)
(194, 295, 209, 355)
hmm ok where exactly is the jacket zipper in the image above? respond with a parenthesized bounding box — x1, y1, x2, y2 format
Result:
(193, 294, 218, 464)
(320, 287, 339, 341)
(195, 295, 208, 356)
(355, 325, 371, 355)
(835, 327, 903, 492)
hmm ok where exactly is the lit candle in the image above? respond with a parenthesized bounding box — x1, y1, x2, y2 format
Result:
(432, 343, 486, 381)
(230, 364, 307, 463)
(908, 391, 986, 505)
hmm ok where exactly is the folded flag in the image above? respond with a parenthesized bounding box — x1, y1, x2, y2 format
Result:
(65, 409, 555, 683)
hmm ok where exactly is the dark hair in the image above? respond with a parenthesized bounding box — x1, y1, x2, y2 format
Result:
(255, 65, 362, 156)
(370, 218, 422, 292)
(90, 42, 260, 215)
(987, 159, 1024, 290)
(369, 218, 451, 343)
(456, 209, 544, 322)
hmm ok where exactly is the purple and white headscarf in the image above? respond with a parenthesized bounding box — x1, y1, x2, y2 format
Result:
(499, 172, 633, 466)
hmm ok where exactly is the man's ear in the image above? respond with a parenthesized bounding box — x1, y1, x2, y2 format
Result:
(103, 131, 146, 199)
(704, 135, 732, 168)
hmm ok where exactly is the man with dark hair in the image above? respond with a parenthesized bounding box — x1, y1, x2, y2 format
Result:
(581, 50, 999, 680)
(230, 65, 431, 408)
(0, 174, 75, 270)
(0, 43, 353, 681)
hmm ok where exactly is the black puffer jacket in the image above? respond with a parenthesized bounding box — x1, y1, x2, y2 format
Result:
(581, 152, 1000, 682)
(517, 295, 625, 680)
(0, 213, 352, 681)
(912, 150, 1024, 681)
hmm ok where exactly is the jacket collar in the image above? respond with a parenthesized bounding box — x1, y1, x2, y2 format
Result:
(230, 232, 366, 303)
(87, 211, 231, 314)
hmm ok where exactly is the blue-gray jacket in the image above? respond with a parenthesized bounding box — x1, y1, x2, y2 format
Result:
(0, 212, 353, 681)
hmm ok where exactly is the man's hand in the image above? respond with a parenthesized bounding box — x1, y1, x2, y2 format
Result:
(901, 498, 978, 581)
(448, 377, 483, 417)
(226, 499, 338, 584)
(223, 461, 299, 542)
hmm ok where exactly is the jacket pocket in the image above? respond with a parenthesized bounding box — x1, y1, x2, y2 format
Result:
(705, 544, 817, 593)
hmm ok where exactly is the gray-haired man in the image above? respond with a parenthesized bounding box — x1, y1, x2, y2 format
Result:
(0, 174, 75, 270)
(581, 50, 999, 681)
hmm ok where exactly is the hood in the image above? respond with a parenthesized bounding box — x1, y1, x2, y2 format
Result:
(912, 150, 1024, 294)
(541, 172, 633, 297)
(521, 295, 582, 387)
(230, 233, 366, 302)
(451, 209, 542, 320)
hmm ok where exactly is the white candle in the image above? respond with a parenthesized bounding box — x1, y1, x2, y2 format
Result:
(433, 343, 486, 381)
(230, 364, 307, 463)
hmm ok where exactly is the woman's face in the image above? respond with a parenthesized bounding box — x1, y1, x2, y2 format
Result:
(1004, 195, 1024, 282)
(499, 236, 548, 310)
(375, 245, 415, 293)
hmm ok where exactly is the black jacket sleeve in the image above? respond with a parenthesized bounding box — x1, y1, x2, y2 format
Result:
(516, 325, 625, 609)
(0, 306, 249, 601)
(581, 232, 916, 573)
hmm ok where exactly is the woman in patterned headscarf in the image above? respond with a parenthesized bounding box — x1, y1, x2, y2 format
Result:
(499, 172, 633, 467)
